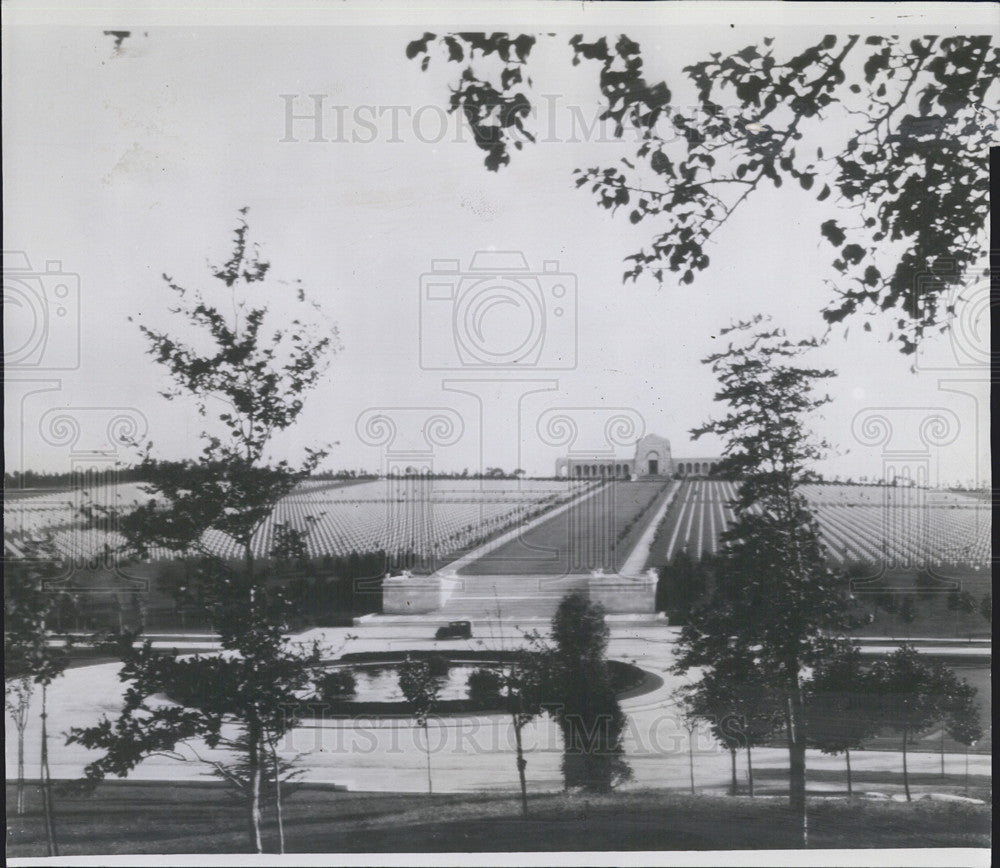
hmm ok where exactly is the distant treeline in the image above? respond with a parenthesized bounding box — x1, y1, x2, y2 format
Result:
(3, 549, 411, 635)
(5, 467, 558, 489)
(5, 468, 150, 489)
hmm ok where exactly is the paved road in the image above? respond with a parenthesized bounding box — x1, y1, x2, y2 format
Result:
(7, 624, 991, 797)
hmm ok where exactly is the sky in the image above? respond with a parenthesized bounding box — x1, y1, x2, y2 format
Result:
(3, 4, 993, 487)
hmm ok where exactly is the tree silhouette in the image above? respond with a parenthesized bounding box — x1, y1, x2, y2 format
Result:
(547, 592, 632, 792)
(66, 210, 339, 854)
(681, 652, 783, 797)
(804, 643, 879, 797)
(868, 644, 978, 801)
(4, 544, 73, 854)
(398, 656, 441, 795)
(673, 317, 849, 845)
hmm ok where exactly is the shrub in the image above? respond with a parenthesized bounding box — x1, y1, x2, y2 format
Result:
(467, 667, 503, 708)
(426, 653, 450, 679)
(316, 669, 357, 702)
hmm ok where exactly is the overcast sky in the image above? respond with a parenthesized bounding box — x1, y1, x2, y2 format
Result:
(3, 6, 993, 485)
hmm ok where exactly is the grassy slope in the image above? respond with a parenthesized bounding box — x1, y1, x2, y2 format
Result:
(6, 783, 990, 856)
(460, 480, 667, 576)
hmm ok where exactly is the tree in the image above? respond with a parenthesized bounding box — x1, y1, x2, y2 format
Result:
(65, 210, 339, 854)
(898, 594, 918, 636)
(803, 643, 878, 797)
(4, 545, 73, 853)
(947, 589, 978, 635)
(547, 592, 632, 793)
(681, 652, 783, 798)
(673, 317, 848, 844)
(407, 33, 997, 354)
(501, 643, 549, 817)
(943, 680, 983, 794)
(69, 571, 326, 852)
(465, 646, 549, 817)
(477, 594, 550, 817)
(677, 695, 701, 795)
(5, 676, 33, 816)
(398, 655, 441, 794)
(654, 549, 709, 623)
(868, 644, 977, 801)
(979, 593, 991, 623)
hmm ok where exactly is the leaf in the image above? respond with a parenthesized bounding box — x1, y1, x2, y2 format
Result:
(817, 184, 831, 201)
(842, 244, 866, 265)
(406, 32, 436, 60)
(444, 36, 464, 63)
(650, 150, 673, 175)
(820, 220, 846, 247)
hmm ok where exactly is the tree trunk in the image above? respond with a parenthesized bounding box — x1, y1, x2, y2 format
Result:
(247, 720, 264, 853)
(902, 727, 911, 802)
(729, 747, 738, 796)
(424, 721, 433, 795)
(514, 721, 529, 818)
(785, 687, 808, 848)
(964, 744, 969, 796)
(687, 728, 696, 795)
(271, 741, 286, 854)
(243, 547, 265, 852)
(746, 746, 754, 797)
(940, 728, 945, 777)
(17, 721, 26, 815)
(845, 748, 852, 798)
(40, 684, 58, 857)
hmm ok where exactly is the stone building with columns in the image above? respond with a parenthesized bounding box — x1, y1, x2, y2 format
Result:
(554, 433, 723, 479)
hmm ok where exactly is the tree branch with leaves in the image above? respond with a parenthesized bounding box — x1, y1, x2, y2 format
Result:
(407, 32, 997, 353)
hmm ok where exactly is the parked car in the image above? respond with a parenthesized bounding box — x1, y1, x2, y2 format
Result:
(435, 620, 472, 640)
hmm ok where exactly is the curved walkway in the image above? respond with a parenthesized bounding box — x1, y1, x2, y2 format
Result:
(7, 624, 991, 797)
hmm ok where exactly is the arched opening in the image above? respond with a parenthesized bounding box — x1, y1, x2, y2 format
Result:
(591, 464, 598, 476)
(575, 465, 582, 478)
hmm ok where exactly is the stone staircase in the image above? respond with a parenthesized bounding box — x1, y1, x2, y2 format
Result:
(436, 574, 591, 621)
(362, 572, 664, 628)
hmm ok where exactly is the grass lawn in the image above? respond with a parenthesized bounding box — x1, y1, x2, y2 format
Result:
(840, 565, 991, 640)
(461, 480, 669, 576)
(6, 782, 991, 856)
